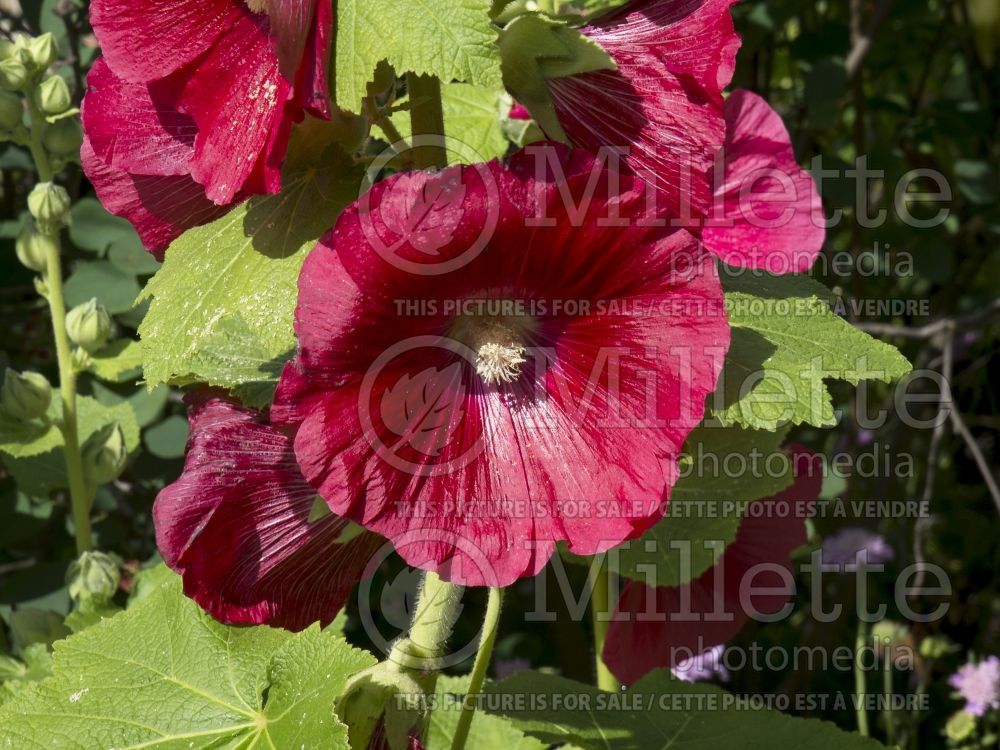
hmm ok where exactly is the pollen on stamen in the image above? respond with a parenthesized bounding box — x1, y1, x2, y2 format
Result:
(476, 341, 527, 385)
(457, 317, 529, 386)
(244, 0, 268, 14)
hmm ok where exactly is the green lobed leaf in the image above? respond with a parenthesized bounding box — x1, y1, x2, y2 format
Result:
(390, 83, 511, 165)
(68, 198, 139, 256)
(602, 424, 793, 586)
(0, 576, 376, 749)
(484, 669, 887, 749)
(336, 0, 501, 113)
(138, 128, 363, 392)
(561, 424, 791, 585)
(142, 414, 188, 460)
(184, 316, 291, 408)
(63, 261, 143, 315)
(87, 339, 144, 384)
(715, 270, 912, 430)
(426, 675, 546, 750)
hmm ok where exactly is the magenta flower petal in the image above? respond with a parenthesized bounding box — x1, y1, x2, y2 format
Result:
(603, 446, 822, 684)
(153, 395, 383, 630)
(549, 0, 740, 218)
(271, 147, 729, 587)
(703, 90, 825, 272)
(294, 0, 333, 117)
(267, 0, 321, 81)
(81, 139, 230, 260)
(89, 0, 241, 84)
(82, 59, 197, 177)
(87, 0, 330, 208)
(169, 12, 294, 202)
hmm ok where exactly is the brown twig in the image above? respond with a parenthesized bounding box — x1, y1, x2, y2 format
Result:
(846, 0, 896, 79)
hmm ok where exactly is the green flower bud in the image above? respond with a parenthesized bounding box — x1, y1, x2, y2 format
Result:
(42, 117, 83, 156)
(919, 634, 956, 660)
(33, 75, 71, 116)
(337, 661, 430, 750)
(0, 90, 22, 130)
(0, 39, 14, 62)
(66, 550, 121, 604)
(872, 619, 909, 646)
(15, 225, 53, 273)
(0, 57, 28, 92)
(27, 181, 71, 232)
(66, 298, 112, 353)
(81, 421, 127, 486)
(1, 369, 52, 421)
(25, 34, 57, 72)
(945, 710, 976, 742)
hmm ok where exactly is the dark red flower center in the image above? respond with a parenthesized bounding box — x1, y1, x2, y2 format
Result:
(449, 311, 534, 386)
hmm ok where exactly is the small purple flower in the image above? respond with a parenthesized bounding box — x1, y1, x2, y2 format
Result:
(494, 657, 531, 681)
(822, 527, 895, 567)
(950, 656, 1000, 717)
(671, 645, 729, 683)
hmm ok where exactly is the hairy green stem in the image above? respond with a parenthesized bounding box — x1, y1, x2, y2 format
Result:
(42, 236, 91, 554)
(451, 587, 503, 750)
(589, 557, 619, 692)
(406, 73, 447, 170)
(27, 97, 91, 553)
(855, 620, 870, 736)
(26, 98, 53, 182)
(390, 571, 465, 672)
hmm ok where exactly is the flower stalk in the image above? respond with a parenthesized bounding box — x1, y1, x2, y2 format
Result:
(26, 91, 92, 553)
(390, 571, 465, 672)
(855, 619, 870, 736)
(589, 557, 619, 692)
(451, 587, 503, 750)
(406, 72, 446, 170)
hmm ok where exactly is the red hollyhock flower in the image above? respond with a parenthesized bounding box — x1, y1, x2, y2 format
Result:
(82, 0, 331, 255)
(153, 394, 383, 630)
(270, 147, 730, 587)
(602, 446, 822, 684)
(704, 90, 825, 273)
(548, 0, 740, 218)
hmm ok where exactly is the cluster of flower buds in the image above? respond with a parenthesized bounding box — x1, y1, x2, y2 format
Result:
(0, 33, 81, 163)
(0, 368, 52, 422)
